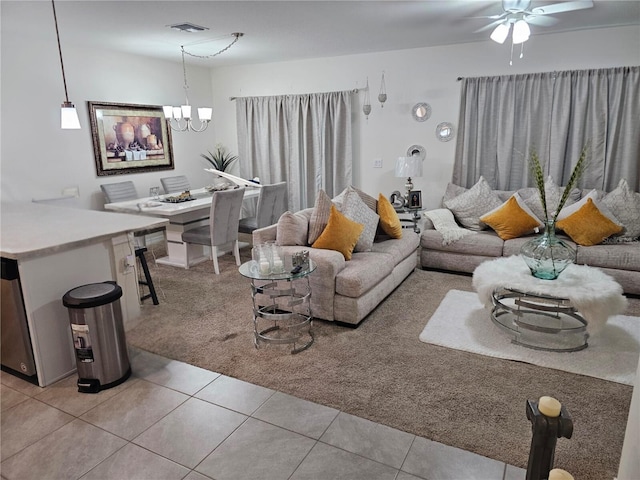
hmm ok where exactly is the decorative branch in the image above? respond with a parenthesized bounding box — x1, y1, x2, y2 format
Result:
(553, 144, 589, 222)
(528, 148, 548, 222)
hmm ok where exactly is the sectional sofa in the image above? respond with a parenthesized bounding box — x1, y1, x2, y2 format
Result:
(419, 178, 640, 295)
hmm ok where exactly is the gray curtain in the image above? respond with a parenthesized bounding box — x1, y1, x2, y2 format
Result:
(236, 91, 353, 212)
(453, 66, 640, 192)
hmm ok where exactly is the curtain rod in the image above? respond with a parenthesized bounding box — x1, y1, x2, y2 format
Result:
(229, 88, 359, 101)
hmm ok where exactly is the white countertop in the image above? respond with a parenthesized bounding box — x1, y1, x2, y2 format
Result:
(0, 202, 168, 260)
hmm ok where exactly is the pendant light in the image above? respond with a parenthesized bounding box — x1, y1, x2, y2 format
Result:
(52, 0, 80, 129)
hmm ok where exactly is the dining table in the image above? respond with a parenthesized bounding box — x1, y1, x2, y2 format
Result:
(104, 186, 260, 268)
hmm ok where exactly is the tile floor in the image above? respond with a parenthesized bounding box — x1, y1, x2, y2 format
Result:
(1, 347, 527, 480)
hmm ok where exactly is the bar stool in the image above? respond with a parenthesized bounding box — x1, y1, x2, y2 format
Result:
(100, 182, 160, 305)
(135, 247, 159, 305)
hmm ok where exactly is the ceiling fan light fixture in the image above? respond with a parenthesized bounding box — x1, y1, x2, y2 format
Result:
(490, 23, 511, 44)
(512, 19, 531, 44)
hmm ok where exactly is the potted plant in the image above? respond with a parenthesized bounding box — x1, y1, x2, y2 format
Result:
(201, 144, 238, 172)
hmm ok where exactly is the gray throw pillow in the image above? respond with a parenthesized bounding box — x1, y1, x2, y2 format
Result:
(523, 176, 581, 221)
(276, 211, 309, 246)
(308, 190, 335, 244)
(342, 188, 379, 252)
(444, 176, 502, 231)
(602, 178, 640, 239)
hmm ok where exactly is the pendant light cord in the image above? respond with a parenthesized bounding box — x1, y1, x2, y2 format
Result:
(182, 33, 244, 59)
(181, 47, 190, 105)
(51, 0, 70, 103)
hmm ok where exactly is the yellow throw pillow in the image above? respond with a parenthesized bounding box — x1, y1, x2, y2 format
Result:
(377, 194, 403, 239)
(480, 193, 543, 240)
(312, 205, 364, 260)
(556, 198, 624, 246)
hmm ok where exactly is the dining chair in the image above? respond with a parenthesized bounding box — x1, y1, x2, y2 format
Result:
(160, 175, 190, 194)
(100, 181, 159, 305)
(100, 181, 138, 203)
(181, 187, 245, 274)
(238, 182, 288, 235)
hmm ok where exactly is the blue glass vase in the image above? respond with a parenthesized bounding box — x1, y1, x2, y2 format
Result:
(520, 220, 576, 280)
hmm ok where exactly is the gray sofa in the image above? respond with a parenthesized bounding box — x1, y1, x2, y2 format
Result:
(254, 208, 420, 326)
(420, 183, 640, 296)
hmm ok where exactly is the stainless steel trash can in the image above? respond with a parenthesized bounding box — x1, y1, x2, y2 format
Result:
(63, 281, 131, 393)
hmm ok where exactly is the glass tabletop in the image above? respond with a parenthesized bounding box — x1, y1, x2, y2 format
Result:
(239, 258, 316, 281)
(394, 206, 424, 214)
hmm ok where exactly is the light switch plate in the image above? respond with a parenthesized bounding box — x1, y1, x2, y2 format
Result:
(373, 158, 382, 168)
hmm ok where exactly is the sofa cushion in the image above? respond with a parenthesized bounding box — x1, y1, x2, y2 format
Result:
(335, 251, 395, 298)
(312, 205, 363, 260)
(503, 234, 577, 256)
(576, 243, 640, 271)
(308, 190, 336, 244)
(377, 194, 402, 238)
(333, 186, 377, 212)
(276, 211, 309, 246)
(556, 197, 623, 246)
(421, 229, 504, 257)
(444, 176, 502, 231)
(371, 230, 420, 265)
(602, 178, 640, 240)
(480, 193, 543, 240)
(523, 176, 581, 221)
(342, 188, 379, 252)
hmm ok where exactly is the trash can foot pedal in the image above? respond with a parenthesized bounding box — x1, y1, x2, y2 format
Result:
(77, 367, 131, 393)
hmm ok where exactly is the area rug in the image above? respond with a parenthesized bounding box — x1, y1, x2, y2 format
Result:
(420, 289, 640, 385)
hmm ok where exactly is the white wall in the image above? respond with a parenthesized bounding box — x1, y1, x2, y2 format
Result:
(1, 0, 638, 212)
(211, 26, 640, 210)
(0, 1, 217, 210)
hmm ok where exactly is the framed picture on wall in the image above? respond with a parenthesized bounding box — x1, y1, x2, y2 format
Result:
(88, 101, 174, 176)
(408, 190, 422, 209)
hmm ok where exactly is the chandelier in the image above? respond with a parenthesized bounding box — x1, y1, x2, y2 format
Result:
(164, 33, 243, 133)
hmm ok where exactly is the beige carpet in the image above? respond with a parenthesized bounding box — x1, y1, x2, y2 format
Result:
(127, 246, 640, 480)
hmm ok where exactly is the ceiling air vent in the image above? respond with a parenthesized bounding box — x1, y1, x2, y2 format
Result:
(168, 23, 209, 33)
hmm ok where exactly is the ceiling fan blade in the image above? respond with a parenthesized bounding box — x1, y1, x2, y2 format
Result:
(525, 15, 559, 26)
(531, 1, 594, 15)
(474, 19, 505, 34)
(467, 12, 508, 20)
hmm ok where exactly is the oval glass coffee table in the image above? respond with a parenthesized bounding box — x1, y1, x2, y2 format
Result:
(239, 258, 316, 354)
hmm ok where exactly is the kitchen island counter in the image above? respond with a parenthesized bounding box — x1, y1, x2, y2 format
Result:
(0, 202, 167, 386)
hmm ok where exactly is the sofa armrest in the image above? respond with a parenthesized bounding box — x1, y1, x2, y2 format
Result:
(422, 214, 435, 230)
(252, 224, 277, 244)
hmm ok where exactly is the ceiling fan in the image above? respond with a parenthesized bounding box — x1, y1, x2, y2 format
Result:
(476, 0, 594, 45)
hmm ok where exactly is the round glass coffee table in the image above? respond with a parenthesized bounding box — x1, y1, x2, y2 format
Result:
(239, 258, 316, 354)
(473, 255, 627, 353)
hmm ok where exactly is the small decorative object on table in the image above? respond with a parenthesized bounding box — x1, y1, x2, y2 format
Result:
(520, 146, 588, 280)
(292, 250, 309, 270)
(161, 191, 194, 203)
(408, 190, 422, 209)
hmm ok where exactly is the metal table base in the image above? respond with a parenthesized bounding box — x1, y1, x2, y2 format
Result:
(491, 287, 589, 352)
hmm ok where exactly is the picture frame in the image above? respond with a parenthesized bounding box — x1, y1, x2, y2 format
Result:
(408, 190, 422, 209)
(88, 101, 174, 176)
